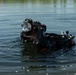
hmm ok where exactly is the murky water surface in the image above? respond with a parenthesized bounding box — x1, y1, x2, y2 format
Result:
(0, 0, 76, 75)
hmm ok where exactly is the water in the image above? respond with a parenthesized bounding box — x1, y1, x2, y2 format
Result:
(0, 0, 76, 75)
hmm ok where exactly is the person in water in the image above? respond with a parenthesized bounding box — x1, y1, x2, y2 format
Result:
(60, 31, 74, 40)
(32, 21, 47, 44)
(21, 18, 33, 33)
(65, 31, 75, 39)
(21, 18, 47, 43)
(21, 18, 34, 42)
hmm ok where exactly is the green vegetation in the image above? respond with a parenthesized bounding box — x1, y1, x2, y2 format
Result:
(0, 0, 76, 4)
(0, 0, 52, 4)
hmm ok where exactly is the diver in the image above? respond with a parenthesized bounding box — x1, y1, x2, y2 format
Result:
(33, 23, 47, 45)
(32, 21, 42, 44)
(21, 18, 33, 33)
(21, 18, 34, 42)
(65, 31, 69, 37)
(66, 31, 75, 40)
(61, 31, 70, 39)
(65, 31, 74, 39)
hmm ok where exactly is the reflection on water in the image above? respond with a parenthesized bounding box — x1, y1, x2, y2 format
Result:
(21, 42, 76, 74)
(0, 0, 76, 14)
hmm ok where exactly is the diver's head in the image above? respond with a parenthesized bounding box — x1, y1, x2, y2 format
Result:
(66, 31, 69, 35)
(24, 18, 33, 25)
(34, 21, 41, 25)
(32, 21, 41, 32)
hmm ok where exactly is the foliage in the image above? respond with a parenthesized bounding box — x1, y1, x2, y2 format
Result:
(0, 0, 75, 4)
